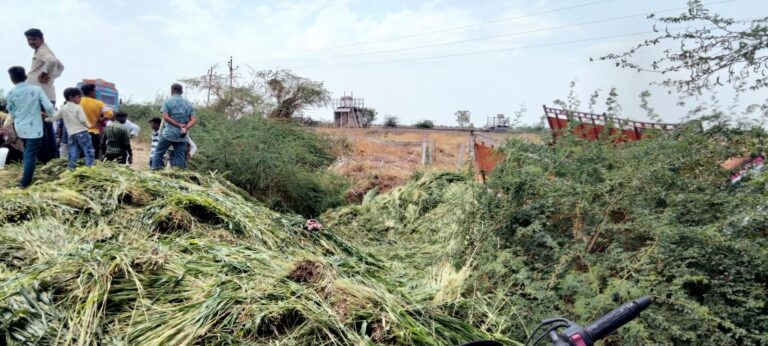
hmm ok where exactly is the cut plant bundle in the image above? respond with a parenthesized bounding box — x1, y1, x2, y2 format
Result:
(0, 162, 498, 345)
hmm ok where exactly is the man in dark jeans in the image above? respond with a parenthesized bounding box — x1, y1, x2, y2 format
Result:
(101, 111, 132, 164)
(151, 83, 196, 170)
(5, 66, 53, 188)
(25, 28, 64, 163)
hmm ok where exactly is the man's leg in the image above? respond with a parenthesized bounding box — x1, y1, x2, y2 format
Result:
(169, 141, 188, 169)
(90, 132, 101, 160)
(151, 138, 173, 170)
(20, 138, 42, 188)
(38, 121, 58, 163)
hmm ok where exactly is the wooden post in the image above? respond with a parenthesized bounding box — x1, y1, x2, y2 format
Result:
(421, 140, 428, 166)
(429, 141, 436, 165)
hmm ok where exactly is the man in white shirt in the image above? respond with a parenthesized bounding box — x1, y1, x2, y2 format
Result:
(25, 28, 65, 163)
(106, 119, 140, 137)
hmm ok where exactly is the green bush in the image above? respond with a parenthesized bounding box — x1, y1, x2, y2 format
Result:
(413, 119, 434, 129)
(471, 127, 768, 344)
(193, 110, 347, 217)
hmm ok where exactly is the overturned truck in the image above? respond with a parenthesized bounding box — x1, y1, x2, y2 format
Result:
(543, 105, 682, 143)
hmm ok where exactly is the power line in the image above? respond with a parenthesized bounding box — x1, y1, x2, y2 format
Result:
(284, 25, 704, 70)
(275, 0, 736, 62)
(295, 0, 617, 53)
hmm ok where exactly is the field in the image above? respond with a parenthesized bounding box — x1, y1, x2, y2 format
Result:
(314, 127, 540, 200)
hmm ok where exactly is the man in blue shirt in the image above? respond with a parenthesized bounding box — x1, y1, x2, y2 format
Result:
(6, 66, 54, 188)
(150, 83, 196, 170)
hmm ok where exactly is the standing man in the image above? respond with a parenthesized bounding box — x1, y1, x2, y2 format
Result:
(151, 83, 196, 170)
(80, 83, 114, 159)
(101, 112, 132, 164)
(6, 67, 54, 188)
(25, 28, 64, 163)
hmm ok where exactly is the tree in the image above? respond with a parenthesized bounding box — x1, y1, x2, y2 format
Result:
(588, 89, 601, 113)
(511, 104, 527, 128)
(599, 1, 768, 96)
(455, 110, 471, 127)
(211, 86, 265, 118)
(180, 68, 265, 119)
(413, 119, 434, 129)
(360, 107, 377, 128)
(383, 115, 398, 128)
(553, 80, 580, 111)
(639, 90, 661, 122)
(605, 87, 622, 117)
(255, 69, 331, 119)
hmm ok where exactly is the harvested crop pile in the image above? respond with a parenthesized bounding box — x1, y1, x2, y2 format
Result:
(0, 162, 497, 345)
(324, 126, 768, 345)
(322, 173, 506, 332)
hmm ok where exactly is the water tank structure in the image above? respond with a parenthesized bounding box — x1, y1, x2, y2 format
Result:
(333, 95, 365, 128)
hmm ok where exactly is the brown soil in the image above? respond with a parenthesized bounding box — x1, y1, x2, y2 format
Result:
(288, 260, 325, 284)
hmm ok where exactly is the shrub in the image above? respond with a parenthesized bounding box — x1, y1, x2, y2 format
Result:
(193, 110, 347, 217)
(413, 119, 434, 129)
(472, 126, 768, 344)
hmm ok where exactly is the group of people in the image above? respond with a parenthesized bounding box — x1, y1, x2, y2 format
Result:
(0, 28, 198, 188)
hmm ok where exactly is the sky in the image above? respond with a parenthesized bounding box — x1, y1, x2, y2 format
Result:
(1, 0, 766, 126)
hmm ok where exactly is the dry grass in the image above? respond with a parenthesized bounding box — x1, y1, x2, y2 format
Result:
(316, 128, 539, 200)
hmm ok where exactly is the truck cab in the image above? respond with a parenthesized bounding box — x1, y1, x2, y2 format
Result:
(76, 79, 119, 111)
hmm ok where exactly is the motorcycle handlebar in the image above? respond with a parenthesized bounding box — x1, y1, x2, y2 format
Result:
(584, 296, 653, 342)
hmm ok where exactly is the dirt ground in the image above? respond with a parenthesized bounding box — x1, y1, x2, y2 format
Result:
(314, 127, 539, 201)
(129, 140, 151, 170)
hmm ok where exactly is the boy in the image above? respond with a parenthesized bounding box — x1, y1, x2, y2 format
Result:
(45, 88, 94, 169)
(148, 117, 161, 167)
(6, 66, 53, 188)
(80, 83, 113, 158)
(101, 112, 132, 164)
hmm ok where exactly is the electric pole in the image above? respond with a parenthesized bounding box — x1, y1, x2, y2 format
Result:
(205, 64, 217, 107)
(227, 56, 239, 89)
